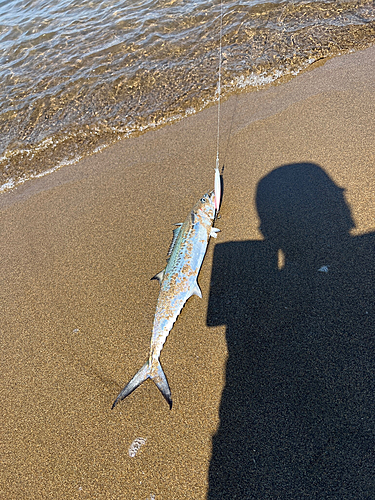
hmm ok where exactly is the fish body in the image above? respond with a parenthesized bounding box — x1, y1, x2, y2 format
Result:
(112, 190, 219, 409)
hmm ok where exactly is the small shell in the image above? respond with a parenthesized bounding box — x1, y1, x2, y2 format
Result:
(128, 437, 147, 458)
(318, 265, 329, 273)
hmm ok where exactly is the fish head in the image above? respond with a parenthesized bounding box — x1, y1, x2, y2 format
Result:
(193, 190, 215, 222)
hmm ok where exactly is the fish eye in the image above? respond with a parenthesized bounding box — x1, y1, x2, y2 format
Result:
(200, 197, 206, 203)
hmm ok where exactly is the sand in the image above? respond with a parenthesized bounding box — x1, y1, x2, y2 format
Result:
(1, 46, 375, 499)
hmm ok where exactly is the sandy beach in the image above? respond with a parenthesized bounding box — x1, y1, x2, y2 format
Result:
(1, 46, 375, 499)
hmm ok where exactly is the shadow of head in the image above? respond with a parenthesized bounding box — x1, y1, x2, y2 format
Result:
(256, 163, 355, 267)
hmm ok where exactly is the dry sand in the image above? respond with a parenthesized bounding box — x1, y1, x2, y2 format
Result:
(1, 46, 375, 499)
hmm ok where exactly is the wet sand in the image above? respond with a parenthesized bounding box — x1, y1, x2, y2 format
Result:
(1, 46, 375, 499)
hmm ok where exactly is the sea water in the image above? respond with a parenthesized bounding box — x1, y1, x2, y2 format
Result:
(1, 0, 374, 191)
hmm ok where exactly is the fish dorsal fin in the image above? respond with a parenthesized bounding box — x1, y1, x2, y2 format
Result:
(167, 223, 183, 258)
(151, 269, 165, 285)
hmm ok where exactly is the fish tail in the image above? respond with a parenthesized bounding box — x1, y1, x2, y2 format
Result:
(112, 360, 172, 410)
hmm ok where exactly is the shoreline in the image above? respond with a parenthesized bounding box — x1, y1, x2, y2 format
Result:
(0, 43, 373, 204)
(2, 45, 375, 499)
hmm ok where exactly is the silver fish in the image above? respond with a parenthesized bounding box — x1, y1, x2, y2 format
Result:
(112, 189, 219, 409)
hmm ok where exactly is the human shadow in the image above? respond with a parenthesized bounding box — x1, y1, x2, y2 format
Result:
(207, 163, 375, 499)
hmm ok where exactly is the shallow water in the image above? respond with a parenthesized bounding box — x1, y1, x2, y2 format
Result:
(1, 0, 374, 191)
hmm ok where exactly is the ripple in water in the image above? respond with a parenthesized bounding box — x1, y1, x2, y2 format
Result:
(1, 0, 375, 191)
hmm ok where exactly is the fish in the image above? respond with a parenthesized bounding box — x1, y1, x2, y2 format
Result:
(112, 189, 219, 409)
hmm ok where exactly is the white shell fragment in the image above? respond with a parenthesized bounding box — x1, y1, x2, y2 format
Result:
(318, 265, 329, 273)
(128, 437, 147, 457)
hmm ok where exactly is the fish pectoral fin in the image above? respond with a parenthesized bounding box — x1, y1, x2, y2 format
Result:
(191, 282, 202, 299)
(151, 269, 165, 284)
(210, 227, 220, 238)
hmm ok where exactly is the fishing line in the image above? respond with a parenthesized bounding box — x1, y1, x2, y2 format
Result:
(213, 0, 223, 216)
(215, 0, 223, 174)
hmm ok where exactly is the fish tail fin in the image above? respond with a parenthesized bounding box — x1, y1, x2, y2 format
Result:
(112, 360, 172, 410)
(112, 362, 149, 409)
(152, 360, 172, 409)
